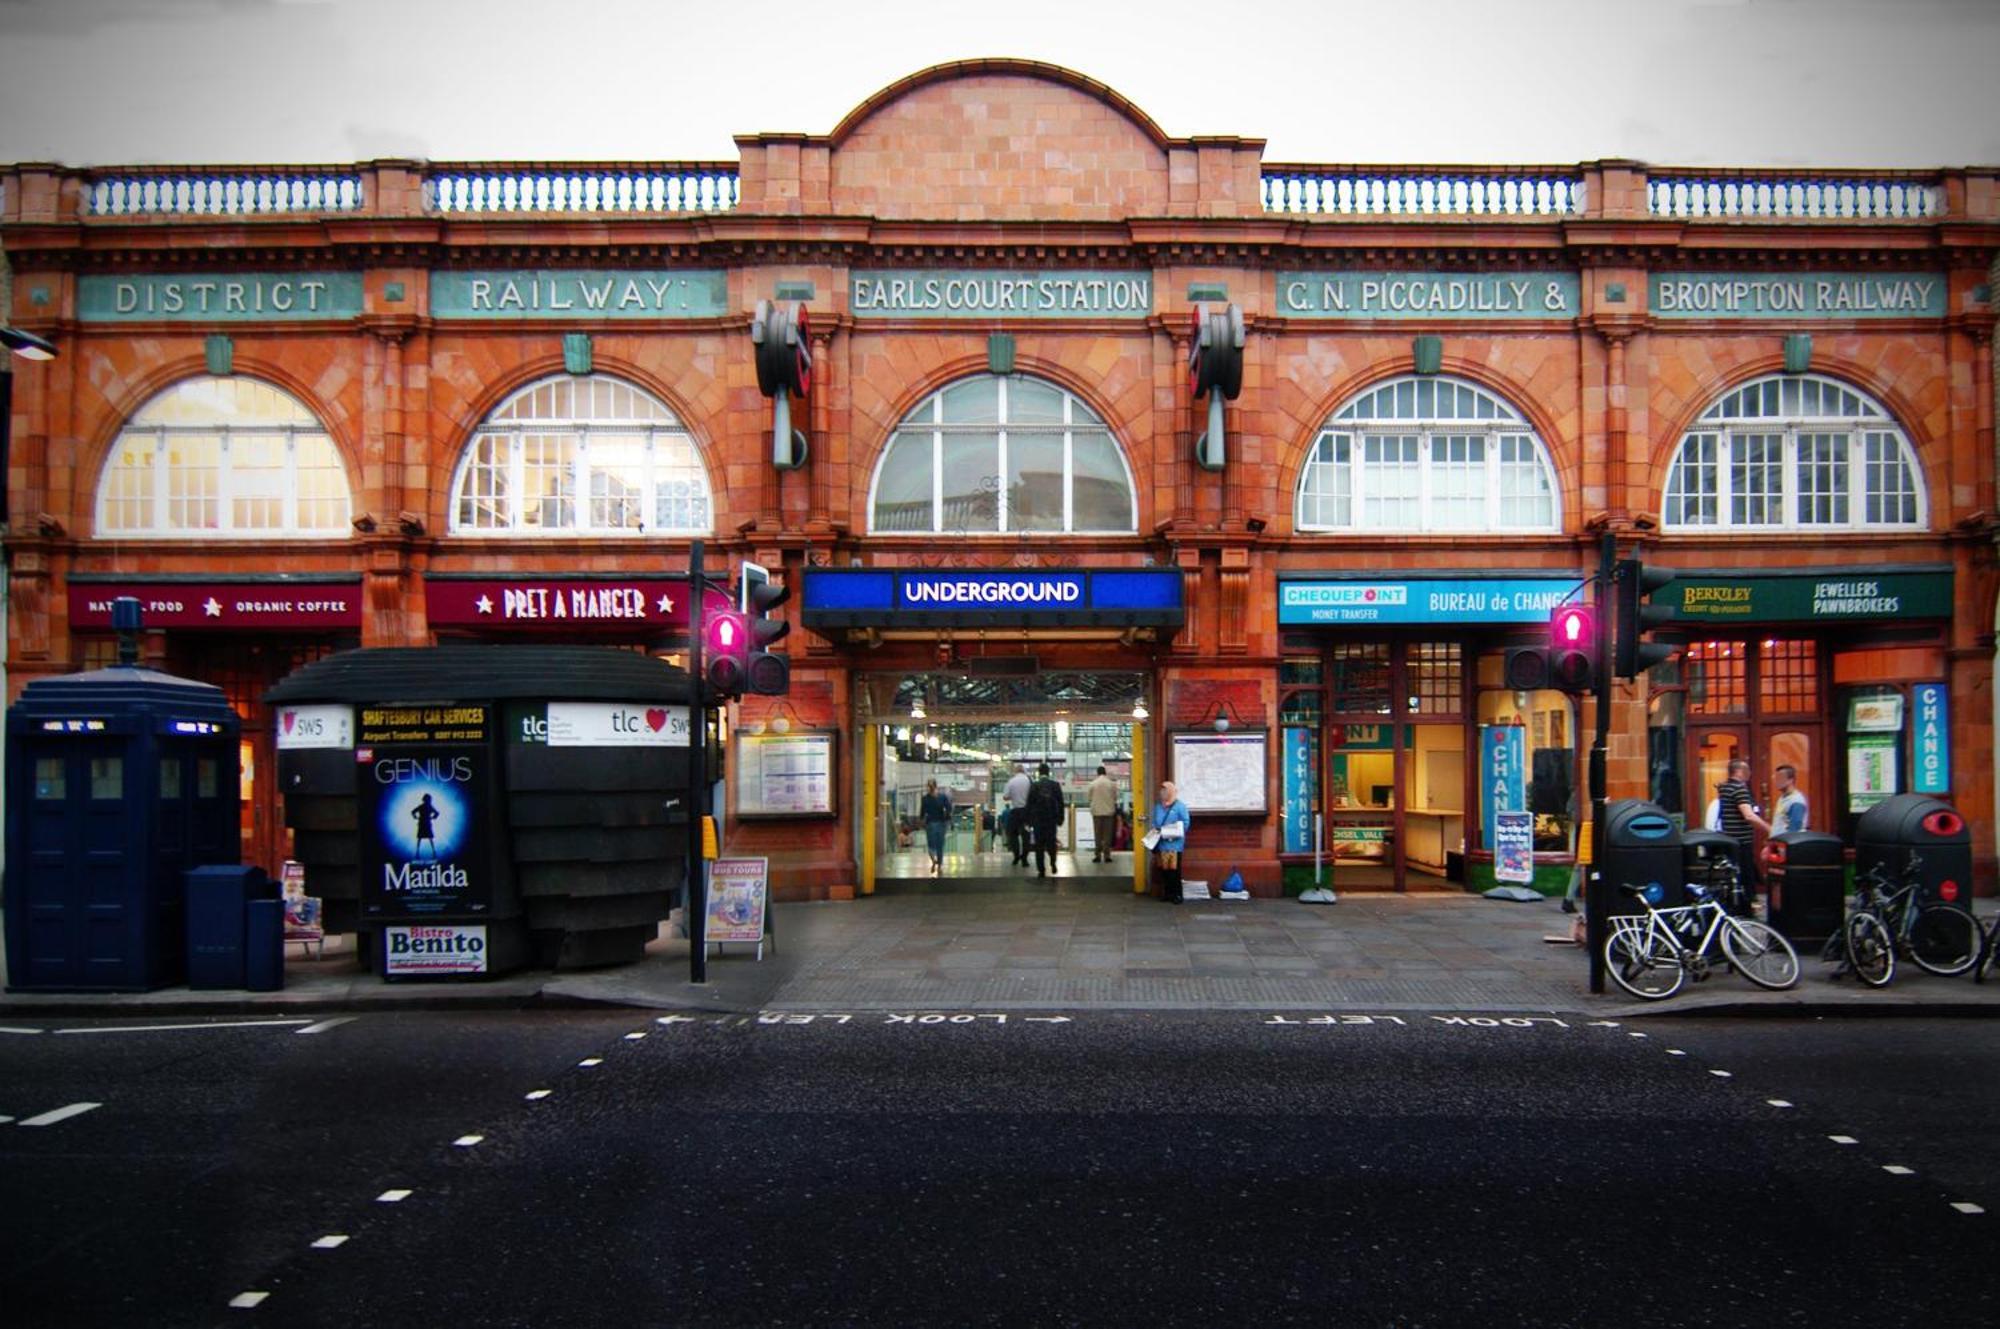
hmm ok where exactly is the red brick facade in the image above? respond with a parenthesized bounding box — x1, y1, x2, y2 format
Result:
(6, 60, 1997, 897)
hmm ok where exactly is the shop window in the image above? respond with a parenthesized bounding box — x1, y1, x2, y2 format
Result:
(1328, 644, 1391, 715)
(448, 375, 711, 536)
(1686, 641, 1748, 716)
(868, 375, 1137, 534)
(1408, 642, 1462, 716)
(94, 377, 352, 537)
(1662, 374, 1924, 530)
(1758, 639, 1820, 714)
(1295, 375, 1559, 533)
(1475, 682, 1576, 851)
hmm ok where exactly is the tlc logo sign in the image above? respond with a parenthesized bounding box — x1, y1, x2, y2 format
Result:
(540, 703, 689, 748)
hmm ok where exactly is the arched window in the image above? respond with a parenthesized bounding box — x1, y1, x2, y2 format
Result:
(1294, 376, 1558, 532)
(95, 377, 351, 537)
(868, 375, 1136, 534)
(448, 375, 710, 535)
(1662, 374, 1924, 530)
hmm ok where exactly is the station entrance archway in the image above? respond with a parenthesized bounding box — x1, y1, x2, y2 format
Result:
(855, 670, 1151, 894)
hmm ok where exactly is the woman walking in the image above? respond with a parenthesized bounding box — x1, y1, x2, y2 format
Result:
(1150, 779, 1190, 904)
(920, 779, 952, 876)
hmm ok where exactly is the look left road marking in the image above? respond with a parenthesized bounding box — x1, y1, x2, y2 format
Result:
(57, 1019, 314, 1035)
(19, 1102, 101, 1127)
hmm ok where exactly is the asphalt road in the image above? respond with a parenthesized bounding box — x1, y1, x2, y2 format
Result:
(2, 1010, 1994, 1327)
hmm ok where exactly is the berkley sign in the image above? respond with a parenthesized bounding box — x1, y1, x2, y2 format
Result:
(68, 581, 362, 629)
(1657, 570, 1952, 622)
(424, 577, 733, 630)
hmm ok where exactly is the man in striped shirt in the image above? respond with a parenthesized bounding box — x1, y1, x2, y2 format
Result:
(1715, 758, 1772, 914)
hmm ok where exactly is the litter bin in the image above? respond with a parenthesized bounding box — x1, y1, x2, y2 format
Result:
(1602, 799, 1683, 915)
(1682, 829, 1741, 907)
(1854, 794, 1973, 913)
(186, 865, 273, 989)
(1766, 831, 1846, 944)
(245, 898, 285, 992)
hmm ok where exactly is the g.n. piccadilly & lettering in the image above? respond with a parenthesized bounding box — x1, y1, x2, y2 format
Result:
(1279, 271, 1580, 319)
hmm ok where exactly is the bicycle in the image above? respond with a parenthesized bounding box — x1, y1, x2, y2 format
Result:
(1820, 852, 1982, 988)
(1604, 880, 1801, 1001)
(1971, 911, 1998, 985)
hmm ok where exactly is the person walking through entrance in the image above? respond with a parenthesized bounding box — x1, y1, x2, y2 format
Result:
(411, 793, 441, 860)
(1715, 758, 1771, 914)
(920, 779, 952, 877)
(1150, 780, 1190, 904)
(1088, 765, 1118, 863)
(1027, 762, 1065, 879)
(1004, 763, 1031, 866)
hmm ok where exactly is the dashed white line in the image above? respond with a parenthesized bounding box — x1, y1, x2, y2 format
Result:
(0, 1116, 12, 1125)
(310, 1234, 350, 1249)
(1667, 1049, 1687, 1056)
(524, 1089, 551, 1101)
(624, 1032, 648, 1041)
(296, 1017, 358, 1035)
(453, 1134, 484, 1148)
(1951, 1202, 1986, 1215)
(1628, 1031, 1649, 1039)
(376, 1189, 412, 1204)
(578, 1057, 603, 1067)
(0, 1025, 45, 1035)
(1709, 1070, 1733, 1079)
(19, 1102, 102, 1127)
(229, 1291, 269, 1309)
(57, 1019, 312, 1035)
(1767, 1099, 1795, 1109)
(1829, 1135, 1859, 1146)
(1882, 1166, 1915, 1176)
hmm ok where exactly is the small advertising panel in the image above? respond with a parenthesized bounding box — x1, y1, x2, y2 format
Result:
(735, 731, 837, 817)
(1170, 732, 1268, 813)
(358, 703, 496, 921)
(705, 858, 771, 952)
(1494, 811, 1536, 884)
(383, 924, 489, 976)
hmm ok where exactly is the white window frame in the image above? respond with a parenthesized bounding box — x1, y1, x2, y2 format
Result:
(446, 375, 712, 537)
(93, 379, 351, 538)
(1661, 373, 1926, 532)
(865, 375, 1139, 536)
(1293, 376, 1560, 533)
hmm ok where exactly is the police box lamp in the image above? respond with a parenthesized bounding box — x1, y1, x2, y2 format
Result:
(750, 300, 811, 471)
(1188, 303, 1244, 472)
(112, 595, 143, 666)
(739, 560, 792, 697)
(1613, 557, 1679, 679)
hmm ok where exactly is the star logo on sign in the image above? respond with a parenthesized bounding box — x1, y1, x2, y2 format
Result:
(475, 595, 494, 615)
(656, 593, 675, 615)
(202, 597, 223, 618)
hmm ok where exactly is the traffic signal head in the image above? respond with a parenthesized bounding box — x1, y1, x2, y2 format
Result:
(1549, 602, 1597, 693)
(705, 610, 748, 697)
(740, 563, 792, 696)
(1504, 645, 1551, 691)
(1613, 557, 1679, 679)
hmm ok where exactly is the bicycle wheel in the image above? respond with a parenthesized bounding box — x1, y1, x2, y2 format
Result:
(1976, 919, 1997, 985)
(1908, 904, 1981, 977)
(1844, 912, 1895, 988)
(1606, 923, 1684, 1000)
(1721, 918, 1800, 990)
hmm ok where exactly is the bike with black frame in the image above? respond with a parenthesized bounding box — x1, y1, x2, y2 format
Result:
(1821, 850, 1982, 988)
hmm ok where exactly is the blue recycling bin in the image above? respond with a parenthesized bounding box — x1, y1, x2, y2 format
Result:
(245, 898, 285, 992)
(186, 865, 273, 990)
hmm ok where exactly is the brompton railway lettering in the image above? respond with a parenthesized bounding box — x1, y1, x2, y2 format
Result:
(1654, 275, 1940, 315)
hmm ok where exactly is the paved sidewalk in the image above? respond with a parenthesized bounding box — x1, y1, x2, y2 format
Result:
(5, 891, 1996, 1018)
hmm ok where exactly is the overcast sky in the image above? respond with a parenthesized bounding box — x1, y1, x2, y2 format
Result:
(1, 0, 1995, 169)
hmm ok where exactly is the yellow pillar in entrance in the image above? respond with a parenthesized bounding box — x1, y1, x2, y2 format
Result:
(1132, 721, 1148, 895)
(861, 725, 878, 896)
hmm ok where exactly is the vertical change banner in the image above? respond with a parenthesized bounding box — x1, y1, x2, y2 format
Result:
(1480, 725, 1527, 857)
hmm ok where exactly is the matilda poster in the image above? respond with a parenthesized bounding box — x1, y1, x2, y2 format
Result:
(358, 703, 493, 919)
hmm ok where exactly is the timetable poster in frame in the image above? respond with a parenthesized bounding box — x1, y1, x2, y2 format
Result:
(1170, 731, 1269, 814)
(735, 730, 838, 818)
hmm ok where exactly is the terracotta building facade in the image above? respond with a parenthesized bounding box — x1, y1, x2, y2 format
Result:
(5, 60, 1997, 902)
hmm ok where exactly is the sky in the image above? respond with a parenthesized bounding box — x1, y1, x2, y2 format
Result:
(0, 0, 1996, 169)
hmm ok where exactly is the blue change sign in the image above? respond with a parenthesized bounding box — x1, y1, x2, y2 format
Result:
(1912, 683, 1949, 795)
(802, 568, 1182, 629)
(1279, 577, 1575, 625)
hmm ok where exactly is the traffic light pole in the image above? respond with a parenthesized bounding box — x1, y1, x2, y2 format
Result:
(688, 539, 708, 985)
(1585, 531, 1614, 994)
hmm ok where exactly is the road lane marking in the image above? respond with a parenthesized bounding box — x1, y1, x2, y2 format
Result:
(624, 1031, 648, 1041)
(229, 1291, 269, 1309)
(1767, 1100, 1795, 1108)
(311, 1235, 350, 1249)
(0, 1116, 12, 1125)
(296, 1017, 358, 1035)
(453, 1135, 484, 1148)
(1951, 1202, 1986, 1214)
(525, 1089, 552, 1100)
(1709, 1070, 1733, 1078)
(578, 1057, 603, 1067)
(376, 1189, 412, 1203)
(19, 1102, 102, 1127)
(1882, 1166, 1915, 1176)
(1667, 1049, 1687, 1056)
(1829, 1135, 1859, 1145)
(57, 1019, 313, 1035)
(0, 1026, 45, 1035)
(1628, 1031, 1649, 1038)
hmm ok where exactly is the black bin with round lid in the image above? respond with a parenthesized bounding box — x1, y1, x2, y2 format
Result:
(1853, 794, 1973, 914)
(1602, 799, 1684, 914)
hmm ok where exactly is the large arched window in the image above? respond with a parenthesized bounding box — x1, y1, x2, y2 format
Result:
(1295, 376, 1559, 532)
(95, 377, 351, 537)
(1662, 374, 1924, 530)
(449, 375, 710, 535)
(868, 375, 1136, 534)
